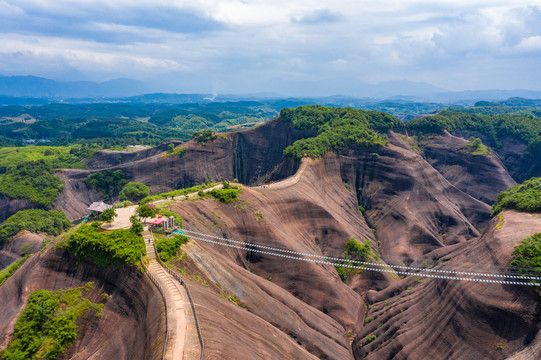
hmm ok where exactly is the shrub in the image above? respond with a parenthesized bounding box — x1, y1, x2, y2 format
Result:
(192, 129, 217, 145)
(100, 208, 117, 223)
(344, 238, 372, 262)
(156, 235, 189, 262)
(360, 334, 376, 348)
(210, 188, 240, 204)
(119, 182, 149, 202)
(510, 233, 541, 274)
(335, 265, 347, 282)
(0, 209, 71, 243)
(334, 238, 373, 281)
(136, 205, 155, 222)
(492, 177, 541, 215)
(364, 316, 375, 324)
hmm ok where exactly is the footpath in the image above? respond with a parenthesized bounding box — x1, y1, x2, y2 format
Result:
(143, 229, 200, 359)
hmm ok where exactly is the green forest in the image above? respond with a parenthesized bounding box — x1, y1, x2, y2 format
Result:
(492, 177, 541, 215)
(0, 102, 279, 146)
(405, 111, 541, 156)
(0, 99, 540, 211)
(281, 105, 402, 159)
(0, 209, 71, 242)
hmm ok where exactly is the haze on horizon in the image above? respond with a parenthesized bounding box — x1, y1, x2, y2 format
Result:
(1, 0, 540, 95)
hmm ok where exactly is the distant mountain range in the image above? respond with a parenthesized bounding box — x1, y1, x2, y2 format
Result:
(0, 75, 540, 103)
(0, 75, 148, 99)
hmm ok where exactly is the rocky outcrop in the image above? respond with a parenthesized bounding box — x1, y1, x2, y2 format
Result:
(0, 231, 45, 269)
(164, 148, 511, 358)
(0, 195, 34, 223)
(336, 143, 492, 261)
(0, 245, 166, 360)
(413, 131, 516, 203)
(54, 117, 305, 220)
(353, 210, 541, 359)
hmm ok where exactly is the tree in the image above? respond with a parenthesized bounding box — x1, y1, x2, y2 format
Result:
(119, 182, 149, 202)
(192, 129, 217, 145)
(168, 143, 175, 152)
(136, 204, 155, 223)
(100, 208, 117, 223)
(130, 215, 143, 235)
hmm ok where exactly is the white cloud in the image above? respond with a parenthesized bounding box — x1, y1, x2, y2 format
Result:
(517, 35, 541, 51)
(0, 0, 540, 90)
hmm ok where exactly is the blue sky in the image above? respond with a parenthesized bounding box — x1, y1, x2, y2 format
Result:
(0, 0, 540, 94)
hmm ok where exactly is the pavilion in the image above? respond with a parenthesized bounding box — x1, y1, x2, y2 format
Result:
(88, 201, 112, 214)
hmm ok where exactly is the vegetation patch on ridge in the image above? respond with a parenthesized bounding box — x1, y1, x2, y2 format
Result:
(0, 283, 103, 360)
(510, 233, 541, 276)
(0, 146, 95, 207)
(459, 137, 491, 156)
(0, 209, 71, 243)
(335, 238, 373, 282)
(156, 234, 189, 262)
(281, 106, 401, 159)
(492, 177, 541, 215)
(0, 254, 31, 287)
(405, 111, 541, 156)
(83, 169, 126, 201)
(65, 223, 145, 267)
(210, 188, 240, 204)
(139, 182, 217, 204)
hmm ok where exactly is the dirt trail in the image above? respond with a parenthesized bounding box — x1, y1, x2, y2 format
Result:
(254, 158, 309, 190)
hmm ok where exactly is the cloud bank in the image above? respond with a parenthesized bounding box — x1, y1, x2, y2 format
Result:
(0, 0, 540, 93)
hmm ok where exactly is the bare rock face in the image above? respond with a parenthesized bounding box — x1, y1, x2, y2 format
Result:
(2, 116, 540, 359)
(0, 195, 33, 223)
(85, 142, 181, 170)
(336, 143, 492, 261)
(353, 210, 541, 360)
(449, 130, 541, 183)
(0, 245, 165, 360)
(170, 159, 373, 360)
(0, 231, 45, 269)
(413, 131, 517, 203)
(163, 147, 518, 359)
(54, 117, 305, 220)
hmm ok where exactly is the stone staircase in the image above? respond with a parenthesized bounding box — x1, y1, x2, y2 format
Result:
(143, 230, 190, 360)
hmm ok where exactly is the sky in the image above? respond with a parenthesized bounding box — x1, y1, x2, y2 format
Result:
(0, 0, 540, 94)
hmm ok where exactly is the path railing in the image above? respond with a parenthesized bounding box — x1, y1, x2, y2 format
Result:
(150, 230, 205, 360)
(141, 254, 169, 360)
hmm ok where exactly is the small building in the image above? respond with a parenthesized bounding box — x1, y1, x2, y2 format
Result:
(88, 201, 112, 214)
(150, 216, 164, 226)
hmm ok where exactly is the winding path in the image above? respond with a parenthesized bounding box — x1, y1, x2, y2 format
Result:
(144, 229, 200, 359)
